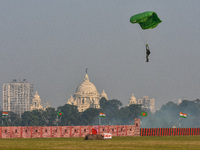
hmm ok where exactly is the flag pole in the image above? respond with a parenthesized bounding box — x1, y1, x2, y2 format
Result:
(56, 116, 58, 126)
(179, 117, 181, 128)
(99, 116, 101, 126)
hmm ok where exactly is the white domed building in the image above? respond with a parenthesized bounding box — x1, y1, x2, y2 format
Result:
(30, 91, 50, 111)
(129, 93, 137, 105)
(30, 91, 43, 111)
(67, 73, 108, 112)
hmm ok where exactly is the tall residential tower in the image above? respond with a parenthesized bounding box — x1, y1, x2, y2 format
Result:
(3, 79, 33, 115)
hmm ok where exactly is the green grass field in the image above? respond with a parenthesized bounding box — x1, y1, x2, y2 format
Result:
(0, 136, 200, 150)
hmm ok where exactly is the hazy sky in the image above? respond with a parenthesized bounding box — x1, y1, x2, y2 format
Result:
(1, 0, 200, 110)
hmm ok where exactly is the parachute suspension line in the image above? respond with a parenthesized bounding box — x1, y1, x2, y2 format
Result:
(144, 30, 148, 45)
(136, 25, 146, 45)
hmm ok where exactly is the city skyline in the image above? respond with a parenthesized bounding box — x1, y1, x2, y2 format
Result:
(1, 1, 200, 110)
(1, 76, 155, 113)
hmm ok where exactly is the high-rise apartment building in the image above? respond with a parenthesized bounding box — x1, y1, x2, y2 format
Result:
(3, 79, 33, 115)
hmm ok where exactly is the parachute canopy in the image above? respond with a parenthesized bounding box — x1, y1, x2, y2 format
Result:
(130, 11, 162, 30)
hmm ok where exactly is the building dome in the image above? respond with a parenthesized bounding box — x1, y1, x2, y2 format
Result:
(33, 91, 41, 102)
(75, 74, 98, 94)
(129, 93, 136, 104)
(31, 91, 43, 111)
(67, 71, 107, 112)
(101, 90, 108, 100)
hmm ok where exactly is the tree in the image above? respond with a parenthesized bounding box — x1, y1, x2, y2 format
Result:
(99, 97, 108, 110)
(21, 111, 32, 126)
(118, 104, 142, 125)
(80, 108, 101, 125)
(142, 101, 180, 128)
(99, 98, 122, 125)
(179, 100, 200, 127)
(57, 104, 80, 126)
(43, 107, 57, 126)
(1, 111, 20, 126)
(21, 110, 47, 126)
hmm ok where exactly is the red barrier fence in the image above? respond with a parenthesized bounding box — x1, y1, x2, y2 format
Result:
(0, 125, 140, 138)
(0, 119, 140, 138)
(140, 128, 200, 136)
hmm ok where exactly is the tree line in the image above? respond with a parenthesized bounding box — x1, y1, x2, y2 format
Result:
(0, 98, 200, 127)
(141, 99, 200, 128)
(0, 98, 142, 126)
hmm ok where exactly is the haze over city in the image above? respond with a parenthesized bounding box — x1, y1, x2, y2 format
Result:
(1, 0, 200, 110)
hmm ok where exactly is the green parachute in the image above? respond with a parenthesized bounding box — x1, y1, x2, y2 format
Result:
(130, 11, 162, 30)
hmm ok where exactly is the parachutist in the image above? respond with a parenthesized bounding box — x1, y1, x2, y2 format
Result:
(130, 12, 161, 62)
(146, 44, 150, 62)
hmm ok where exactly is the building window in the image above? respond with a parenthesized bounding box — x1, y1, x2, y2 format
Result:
(65, 129, 67, 132)
(15, 129, 17, 133)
